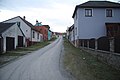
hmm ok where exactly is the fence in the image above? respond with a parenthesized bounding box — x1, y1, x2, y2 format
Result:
(79, 36, 120, 53)
(97, 36, 110, 51)
(114, 36, 120, 53)
(89, 38, 95, 49)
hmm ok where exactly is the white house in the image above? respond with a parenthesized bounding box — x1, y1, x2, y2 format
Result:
(3, 16, 43, 46)
(0, 23, 25, 52)
(67, 25, 75, 44)
(72, 1, 120, 47)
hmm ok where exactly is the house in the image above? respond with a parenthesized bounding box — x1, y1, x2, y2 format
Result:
(48, 30, 52, 40)
(67, 25, 75, 44)
(2, 16, 43, 46)
(34, 21, 50, 41)
(0, 23, 25, 53)
(72, 1, 120, 47)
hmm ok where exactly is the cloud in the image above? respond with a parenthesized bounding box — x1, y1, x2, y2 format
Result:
(1, 0, 119, 32)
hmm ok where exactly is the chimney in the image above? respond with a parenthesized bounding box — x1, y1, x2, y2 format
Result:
(36, 20, 38, 24)
(23, 16, 26, 20)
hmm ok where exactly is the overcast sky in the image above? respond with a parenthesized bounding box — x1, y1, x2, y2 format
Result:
(0, 0, 119, 32)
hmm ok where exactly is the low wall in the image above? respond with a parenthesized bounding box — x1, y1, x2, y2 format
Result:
(81, 47, 120, 70)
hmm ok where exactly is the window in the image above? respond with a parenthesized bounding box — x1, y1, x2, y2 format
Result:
(37, 33, 39, 39)
(85, 9, 92, 17)
(106, 9, 112, 17)
(33, 31, 35, 38)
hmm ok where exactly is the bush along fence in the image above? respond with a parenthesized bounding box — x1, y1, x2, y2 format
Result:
(78, 36, 120, 70)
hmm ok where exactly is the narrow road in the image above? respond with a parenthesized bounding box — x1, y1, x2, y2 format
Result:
(0, 37, 72, 80)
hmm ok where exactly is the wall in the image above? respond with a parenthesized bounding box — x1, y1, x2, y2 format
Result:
(78, 37, 120, 70)
(35, 26, 48, 41)
(82, 48, 120, 70)
(48, 30, 52, 40)
(31, 30, 42, 42)
(77, 8, 120, 39)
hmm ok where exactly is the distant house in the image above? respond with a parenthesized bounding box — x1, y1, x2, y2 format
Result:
(67, 25, 75, 44)
(0, 23, 25, 53)
(72, 1, 120, 47)
(3, 16, 43, 46)
(34, 21, 50, 41)
(48, 30, 52, 40)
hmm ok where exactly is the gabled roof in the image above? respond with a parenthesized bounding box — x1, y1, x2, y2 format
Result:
(19, 16, 34, 29)
(0, 23, 15, 34)
(2, 16, 39, 32)
(72, 1, 120, 18)
(68, 24, 74, 32)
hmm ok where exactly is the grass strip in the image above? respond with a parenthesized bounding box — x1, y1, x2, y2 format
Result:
(63, 38, 120, 80)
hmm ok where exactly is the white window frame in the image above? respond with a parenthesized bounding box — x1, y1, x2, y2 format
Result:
(85, 8, 93, 17)
(106, 8, 113, 17)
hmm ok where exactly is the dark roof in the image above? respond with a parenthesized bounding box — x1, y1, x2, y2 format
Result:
(72, 1, 120, 18)
(42, 25, 50, 29)
(68, 24, 74, 32)
(0, 23, 15, 34)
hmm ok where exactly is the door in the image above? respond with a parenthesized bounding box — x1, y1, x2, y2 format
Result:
(0, 38, 3, 53)
(6, 37, 15, 51)
(18, 36, 23, 47)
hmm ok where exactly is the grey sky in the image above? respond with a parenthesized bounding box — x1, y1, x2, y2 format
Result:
(0, 0, 119, 32)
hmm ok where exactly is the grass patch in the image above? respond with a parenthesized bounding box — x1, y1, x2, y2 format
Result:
(63, 38, 120, 80)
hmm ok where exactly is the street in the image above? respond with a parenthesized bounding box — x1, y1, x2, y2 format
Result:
(0, 37, 72, 80)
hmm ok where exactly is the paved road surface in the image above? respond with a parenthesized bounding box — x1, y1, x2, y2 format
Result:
(0, 37, 73, 80)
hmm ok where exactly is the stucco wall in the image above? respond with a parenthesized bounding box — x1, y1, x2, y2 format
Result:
(31, 30, 42, 42)
(74, 8, 120, 39)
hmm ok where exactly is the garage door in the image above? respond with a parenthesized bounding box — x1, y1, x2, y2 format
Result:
(6, 37, 15, 51)
(18, 36, 23, 47)
(0, 38, 3, 52)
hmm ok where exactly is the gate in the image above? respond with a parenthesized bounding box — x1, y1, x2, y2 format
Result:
(89, 38, 95, 49)
(114, 36, 120, 53)
(97, 36, 110, 51)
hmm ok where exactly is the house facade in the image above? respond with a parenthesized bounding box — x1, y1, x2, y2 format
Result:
(34, 21, 50, 41)
(0, 23, 25, 52)
(72, 1, 120, 47)
(48, 30, 52, 40)
(34, 25, 48, 41)
(67, 25, 75, 44)
(3, 16, 43, 46)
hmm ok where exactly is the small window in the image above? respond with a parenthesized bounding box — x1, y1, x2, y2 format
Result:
(33, 31, 35, 38)
(37, 33, 39, 39)
(106, 9, 112, 17)
(85, 9, 92, 17)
